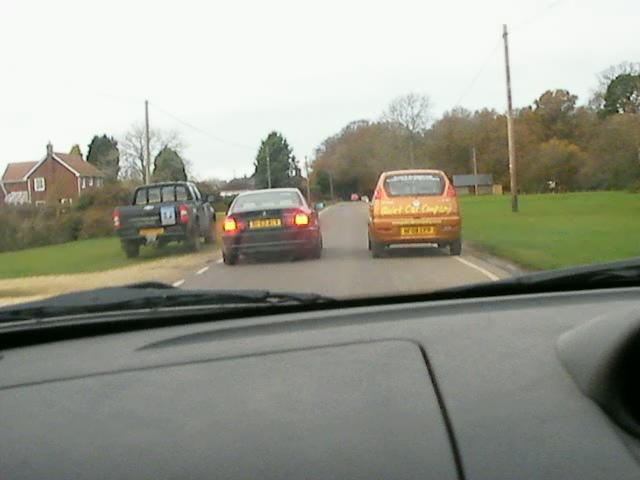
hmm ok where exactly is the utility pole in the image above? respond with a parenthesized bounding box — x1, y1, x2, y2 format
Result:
(503, 24, 518, 212)
(266, 144, 272, 189)
(144, 100, 151, 185)
(472, 146, 479, 195)
(304, 157, 312, 204)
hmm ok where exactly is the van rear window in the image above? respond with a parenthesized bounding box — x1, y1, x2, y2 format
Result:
(384, 174, 444, 196)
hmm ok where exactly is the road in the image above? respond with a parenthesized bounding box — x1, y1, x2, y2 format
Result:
(179, 202, 510, 298)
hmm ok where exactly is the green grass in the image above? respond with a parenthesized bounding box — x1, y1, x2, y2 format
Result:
(459, 191, 640, 271)
(0, 237, 206, 279)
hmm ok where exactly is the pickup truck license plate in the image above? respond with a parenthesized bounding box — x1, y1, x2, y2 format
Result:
(249, 218, 281, 229)
(400, 226, 435, 236)
(140, 228, 165, 236)
(160, 206, 176, 226)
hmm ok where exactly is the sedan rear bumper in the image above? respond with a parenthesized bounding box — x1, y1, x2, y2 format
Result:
(368, 216, 461, 245)
(223, 227, 319, 255)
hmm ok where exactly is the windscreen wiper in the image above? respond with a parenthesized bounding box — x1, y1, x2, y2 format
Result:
(0, 282, 335, 323)
(430, 257, 640, 299)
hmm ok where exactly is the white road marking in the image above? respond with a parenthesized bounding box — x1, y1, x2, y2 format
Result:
(196, 266, 209, 275)
(454, 257, 500, 281)
(215, 258, 223, 264)
(172, 279, 185, 287)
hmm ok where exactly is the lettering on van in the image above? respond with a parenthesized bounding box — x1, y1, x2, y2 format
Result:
(381, 204, 453, 216)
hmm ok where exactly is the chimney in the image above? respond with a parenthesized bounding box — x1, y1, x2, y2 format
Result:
(46, 142, 53, 156)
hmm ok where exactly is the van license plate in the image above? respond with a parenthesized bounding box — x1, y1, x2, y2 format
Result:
(400, 226, 435, 236)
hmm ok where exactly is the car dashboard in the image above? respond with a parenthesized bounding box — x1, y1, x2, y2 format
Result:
(1, 287, 640, 479)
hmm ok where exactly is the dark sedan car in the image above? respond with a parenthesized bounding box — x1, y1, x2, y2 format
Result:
(221, 188, 323, 265)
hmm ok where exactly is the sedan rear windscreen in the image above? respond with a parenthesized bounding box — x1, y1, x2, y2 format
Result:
(232, 191, 302, 212)
(384, 174, 445, 196)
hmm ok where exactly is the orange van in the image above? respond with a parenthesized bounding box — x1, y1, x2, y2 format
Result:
(368, 169, 461, 257)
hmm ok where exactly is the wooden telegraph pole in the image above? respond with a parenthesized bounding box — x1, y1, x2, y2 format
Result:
(503, 24, 519, 212)
(144, 100, 151, 185)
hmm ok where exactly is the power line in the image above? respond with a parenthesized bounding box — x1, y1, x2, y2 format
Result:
(512, 0, 564, 33)
(454, 37, 502, 107)
(149, 102, 256, 151)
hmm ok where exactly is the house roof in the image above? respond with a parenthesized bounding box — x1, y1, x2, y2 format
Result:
(221, 177, 255, 191)
(54, 153, 105, 177)
(2, 162, 38, 182)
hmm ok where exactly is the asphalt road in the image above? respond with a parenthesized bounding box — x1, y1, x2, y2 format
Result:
(179, 202, 510, 298)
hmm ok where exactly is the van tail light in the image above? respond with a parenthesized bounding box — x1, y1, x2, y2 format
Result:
(112, 210, 121, 229)
(178, 204, 190, 224)
(294, 212, 310, 226)
(223, 217, 238, 232)
(445, 184, 457, 197)
(373, 186, 387, 200)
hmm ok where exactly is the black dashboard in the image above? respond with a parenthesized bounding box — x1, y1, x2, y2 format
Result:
(1, 287, 640, 479)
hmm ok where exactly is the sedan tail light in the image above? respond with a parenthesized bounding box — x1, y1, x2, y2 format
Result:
(178, 204, 190, 224)
(294, 212, 310, 226)
(112, 210, 121, 229)
(223, 217, 238, 232)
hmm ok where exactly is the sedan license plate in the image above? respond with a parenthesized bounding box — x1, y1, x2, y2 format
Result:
(140, 228, 165, 236)
(249, 218, 281, 229)
(160, 206, 176, 226)
(400, 226, 435, 236)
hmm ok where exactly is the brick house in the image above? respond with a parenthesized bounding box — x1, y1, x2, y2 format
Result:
(1, 143, 105, 206)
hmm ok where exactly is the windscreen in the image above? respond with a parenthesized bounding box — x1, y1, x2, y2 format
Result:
(232, 191, 302, 212)
(384, 174, 445, 196)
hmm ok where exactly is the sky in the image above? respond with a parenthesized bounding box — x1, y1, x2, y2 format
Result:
(0, 0, 636, 181)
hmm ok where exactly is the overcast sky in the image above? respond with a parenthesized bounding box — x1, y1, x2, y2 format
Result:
(0, 0, 636, 180)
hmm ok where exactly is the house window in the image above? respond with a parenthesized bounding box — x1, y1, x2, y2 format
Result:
(89, 177, 94, 187)
(35, 200, 46, 207)
(34, 177, 46, 192)
(97, 178, 104, 187)
(61, 198, 73, 205)
(81, 177, 87, 189)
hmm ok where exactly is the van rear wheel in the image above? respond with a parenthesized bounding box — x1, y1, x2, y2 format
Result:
(449, 240, 462, 256)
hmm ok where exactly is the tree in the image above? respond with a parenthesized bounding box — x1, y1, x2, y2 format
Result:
(590, 61, 640, 111)
(532, 89, 578, 141)
(152, 147, 187, 182)
(119, 123, 184, 182)
(254, 132, 297, 189)
(69, 144, 83, 158)
(86, 135, 120, 181)
(602, 74, 640, 116)
(382, 93, 433, 167)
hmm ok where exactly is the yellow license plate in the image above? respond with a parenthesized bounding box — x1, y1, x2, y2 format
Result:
(140, 228, 165, 236)
(249, 218, 281, 229)
(400, 226, 435, 236)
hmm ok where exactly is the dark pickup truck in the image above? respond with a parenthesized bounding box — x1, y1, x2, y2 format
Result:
(113, 182, 216, 258)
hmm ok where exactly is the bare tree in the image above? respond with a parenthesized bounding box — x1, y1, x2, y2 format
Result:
(119, 123, 185, 181)
(382, 93, 433, 167)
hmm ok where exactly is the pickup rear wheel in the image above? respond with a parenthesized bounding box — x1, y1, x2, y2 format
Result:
(449, 239, 462, 256)
(123, 241, 140, 259)
(188, 226, 202, 252)
(204, 222, 216, 244)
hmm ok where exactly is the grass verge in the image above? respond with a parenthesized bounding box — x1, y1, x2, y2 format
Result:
(459, 191, 640, 271)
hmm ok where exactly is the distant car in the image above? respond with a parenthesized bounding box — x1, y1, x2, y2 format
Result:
(368, 169, 461, 258)
(221, 188, 323, 265)
(361, 195, 369, 203)
(113, 182, 216, 258)
(351, 193, 360, 201)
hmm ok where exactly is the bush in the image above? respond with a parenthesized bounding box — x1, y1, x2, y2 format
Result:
(628, 179, 640, 193)
(78, 207, 115, 239)
(76, 183, 133, 211)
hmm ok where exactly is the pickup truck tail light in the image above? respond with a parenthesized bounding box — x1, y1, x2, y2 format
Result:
(178, 205, 190, 224)
(112, 210, 121, 229)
